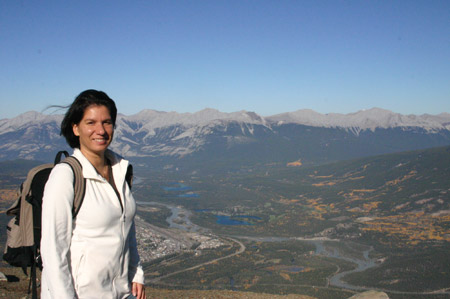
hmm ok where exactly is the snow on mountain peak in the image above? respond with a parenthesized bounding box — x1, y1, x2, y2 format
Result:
(2, 108, 450, 138)
(118, 108, 268, 132)
(0, 111, 62, 135)
(1, 108, 449, 161)
(267, 107, 450, 131)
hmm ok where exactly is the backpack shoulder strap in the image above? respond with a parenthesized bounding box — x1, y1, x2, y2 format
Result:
(126, 164, 133, 190)
(60, 156, 86, 218)
(54, 150, 69, 164)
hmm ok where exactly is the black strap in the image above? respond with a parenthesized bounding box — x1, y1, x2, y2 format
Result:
(29, 253, 37, 299)
(126, 164, 133, 189)
(54, 151, 69, 164)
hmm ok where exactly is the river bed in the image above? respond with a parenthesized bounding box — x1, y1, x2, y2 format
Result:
(136, 201, 377, 290)
(309, 240, 376, 290)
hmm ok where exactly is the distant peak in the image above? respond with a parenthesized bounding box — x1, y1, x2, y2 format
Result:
(355, 107, 395, 114)
(198, 108, 220, 113)
(266, 108, 450, 131)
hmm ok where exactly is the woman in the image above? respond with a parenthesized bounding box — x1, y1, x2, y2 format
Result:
(41, 90, 145, 298)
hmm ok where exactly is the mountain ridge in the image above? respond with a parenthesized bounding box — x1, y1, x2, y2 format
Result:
(2, 107, 450, 131)
(1, 108, 450, 163)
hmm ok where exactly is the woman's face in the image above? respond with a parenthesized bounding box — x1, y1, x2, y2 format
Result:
(72, 105, 114, 157)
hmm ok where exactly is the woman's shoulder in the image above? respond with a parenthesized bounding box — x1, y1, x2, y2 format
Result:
(44, 162, 75, 196)
(50, 162, 75, 179)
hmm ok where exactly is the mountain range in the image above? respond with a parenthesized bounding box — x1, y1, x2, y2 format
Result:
(1, 108, 450, 167)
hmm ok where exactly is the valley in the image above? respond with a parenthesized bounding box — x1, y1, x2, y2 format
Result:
(122, 146, 450, 298)
(0, 141, 449, 298)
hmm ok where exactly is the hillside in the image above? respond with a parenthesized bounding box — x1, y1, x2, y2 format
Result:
(140, 145, 450, 242)
(0, 266, 318, 299)
(133, 146, 450, 296)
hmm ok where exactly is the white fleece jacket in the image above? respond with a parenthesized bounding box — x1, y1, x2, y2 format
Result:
(41, 149, 144, 298)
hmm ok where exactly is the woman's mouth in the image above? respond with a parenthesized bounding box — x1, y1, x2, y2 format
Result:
(93, 138, 107, 143)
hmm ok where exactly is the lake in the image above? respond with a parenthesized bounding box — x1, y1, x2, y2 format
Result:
(216, 215, 262, 225)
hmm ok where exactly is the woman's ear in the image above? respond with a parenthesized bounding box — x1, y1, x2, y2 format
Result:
(73, 124, 80, 137)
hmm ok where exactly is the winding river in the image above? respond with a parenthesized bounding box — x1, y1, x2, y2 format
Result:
(137, 201, 378, 291)
(309, 240, 376, 290)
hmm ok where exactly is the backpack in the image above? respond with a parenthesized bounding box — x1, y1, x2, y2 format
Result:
(2, 151, 133, 298)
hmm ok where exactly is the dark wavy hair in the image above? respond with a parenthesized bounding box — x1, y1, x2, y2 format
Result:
(60, 89, 117, 148)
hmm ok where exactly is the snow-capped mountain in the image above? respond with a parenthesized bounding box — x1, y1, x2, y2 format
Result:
(267, 108, 450, 132)
(1, 108, 449, 166)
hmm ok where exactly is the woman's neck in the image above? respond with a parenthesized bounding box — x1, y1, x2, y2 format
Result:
(79, 148, 107, 169)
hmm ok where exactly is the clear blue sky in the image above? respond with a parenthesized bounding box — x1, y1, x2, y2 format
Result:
(1, 0, 449, 119)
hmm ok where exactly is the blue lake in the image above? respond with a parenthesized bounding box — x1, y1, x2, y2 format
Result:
(235, 215, 261, 220)
(177, 193, 199, 198)
(163, 183, 192, 192)
(216, 215, 261, 225)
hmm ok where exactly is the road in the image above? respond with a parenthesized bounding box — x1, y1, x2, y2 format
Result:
(149, 236, 246, 284)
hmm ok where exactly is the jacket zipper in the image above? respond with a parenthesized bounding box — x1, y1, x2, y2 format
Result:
(107, 163, 124, 213)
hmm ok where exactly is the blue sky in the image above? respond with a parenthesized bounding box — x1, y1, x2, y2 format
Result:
(1, 0, 449, 119)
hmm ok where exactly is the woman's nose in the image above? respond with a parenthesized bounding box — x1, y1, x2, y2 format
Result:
(96, 123, 106, 134)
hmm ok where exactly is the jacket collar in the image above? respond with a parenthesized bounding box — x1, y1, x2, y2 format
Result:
(72, 148, 129, 185)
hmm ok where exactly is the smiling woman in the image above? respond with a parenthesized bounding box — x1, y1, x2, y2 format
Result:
(72, 105, 114, 177)
(40, 90, 146, 299)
